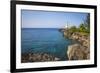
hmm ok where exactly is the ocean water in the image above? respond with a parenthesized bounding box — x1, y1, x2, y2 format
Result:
(21, 28, 75, 60)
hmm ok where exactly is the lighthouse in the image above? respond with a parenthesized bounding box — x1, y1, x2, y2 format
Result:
(64, 23, 68, 29)
(65, 24, 68, 28)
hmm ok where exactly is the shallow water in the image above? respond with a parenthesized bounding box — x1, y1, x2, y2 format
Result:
(21, 28, 76, 60)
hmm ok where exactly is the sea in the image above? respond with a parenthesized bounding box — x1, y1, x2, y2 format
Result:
(21, 28, 76, 60)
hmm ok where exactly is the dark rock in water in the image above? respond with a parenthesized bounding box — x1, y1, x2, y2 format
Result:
(58, 28, 65, 32)
(21, 52, 60, 63)
(67, 44, 90, 60)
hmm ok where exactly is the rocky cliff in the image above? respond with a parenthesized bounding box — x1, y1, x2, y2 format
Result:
(67, 44, 90, 60)
(63, 29, 90, 60)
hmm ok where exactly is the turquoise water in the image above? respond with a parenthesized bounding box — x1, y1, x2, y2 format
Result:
(21, 28, 75, 60)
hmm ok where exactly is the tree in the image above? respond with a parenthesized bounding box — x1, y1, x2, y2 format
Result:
(79, 23, 86, 32)
(69, 26, 78, 33)
(84, 14, 90, 32)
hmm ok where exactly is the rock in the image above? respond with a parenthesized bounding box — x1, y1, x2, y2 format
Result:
(54, 57, 60, 61)
(62, 28, 90, 60)
(82, 39, 90, 48)
(67, 44, 89, 60)
(21, 53, 60, 63)
(42, 53, 51, 61)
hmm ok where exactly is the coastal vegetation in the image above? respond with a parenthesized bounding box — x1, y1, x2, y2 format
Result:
(65, 14, 90, 35)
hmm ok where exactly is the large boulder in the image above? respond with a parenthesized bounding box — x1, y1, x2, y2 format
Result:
(67, 44, 89, 60)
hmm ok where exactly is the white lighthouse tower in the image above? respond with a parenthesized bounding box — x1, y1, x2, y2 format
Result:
(64, 22, 69, 29)
(65, 24, 68, 28)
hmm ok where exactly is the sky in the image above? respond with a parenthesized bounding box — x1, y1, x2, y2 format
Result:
(21, 10, 88, 28)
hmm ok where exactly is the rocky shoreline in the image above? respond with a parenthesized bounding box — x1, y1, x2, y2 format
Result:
(63, 29, 90, 60)
(21, 52, 60, 63)
(21, 29, 90, 62)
